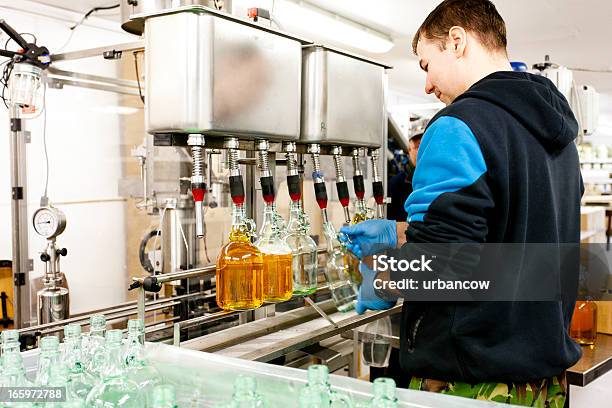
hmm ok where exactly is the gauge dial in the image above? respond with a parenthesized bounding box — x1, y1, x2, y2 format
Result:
(32, 207, 66, 239)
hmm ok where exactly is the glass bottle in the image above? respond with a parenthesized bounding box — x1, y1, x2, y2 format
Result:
(255, 202, 293, 302)
(85, 330, 145, 407)
(358, 378, 398, 408)
(0, 353, 33, 406)
(351, 198, 373, 225)
(151, 384, 179, 408)
(124, 319, 161, 405)
(228, 375, 265, 408)
(84, 314, 107, 377)
(570, 300, 598, 345)
(323, 222, 358, 312)
(216, 203, 264, 310)
(36, 336, 62, 386)
(1, 329, 20, 370)
(45, 364, 86, 408)
(361, 317, 392, 368)
(62, 324, 98, 401)
(300, 365, 353, 407)
(286, 199, 318, 296)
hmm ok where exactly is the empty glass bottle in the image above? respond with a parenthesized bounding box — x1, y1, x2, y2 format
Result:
(226, 375, 265, 408)
(86, 330, 145, 407)
(256, 202, 293, 302)
(359, 378, 398, 408)
(286, 199, 318, 296)
(216, 203, 264, 311)
(45, 364, 86, 408)
(84, 314, 107, 377)
(36, 336, 61, 386)
(0, 352, 33, 406)
(1, 329, 20, 373)
(151, 384, 179, 408)
(63, 324, 97, 401)
(323, 223, 358, 313)
(124, 319, 161, 405)
(300, 365, 353, 407)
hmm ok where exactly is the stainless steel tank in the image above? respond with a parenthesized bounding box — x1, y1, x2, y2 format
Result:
(120, 0, 225, 35)
(37, 287, 69, 324)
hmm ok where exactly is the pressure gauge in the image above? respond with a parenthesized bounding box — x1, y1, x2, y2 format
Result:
(32, 207, 66, 239)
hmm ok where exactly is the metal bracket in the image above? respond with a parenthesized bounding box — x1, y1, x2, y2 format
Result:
(304, 297, 337, 328)
(11, 187, 23, 200)
(14, 273, 25, 286)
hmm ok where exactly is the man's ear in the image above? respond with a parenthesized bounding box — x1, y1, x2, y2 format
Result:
(448, 26, 467, 57)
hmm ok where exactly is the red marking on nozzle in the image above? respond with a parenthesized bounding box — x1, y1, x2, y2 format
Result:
(289, 193, 301, 202)
(192, 188, 205, 202)
(356, 191, 365, 200)
(316, 199, 328, 209)
(339, 197, 350, 207)
(263, 194, 275, 204)
(232, 195, 245, 205)
(374, 195, 384, 205)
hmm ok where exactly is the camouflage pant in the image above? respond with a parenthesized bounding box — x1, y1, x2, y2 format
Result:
(407, 374, 567, 407)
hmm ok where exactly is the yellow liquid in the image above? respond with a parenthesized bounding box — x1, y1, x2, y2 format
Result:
(216, 231, 264, 311)
(262, 253, 293, 302)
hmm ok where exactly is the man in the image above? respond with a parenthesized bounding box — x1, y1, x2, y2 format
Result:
(341, 0, 582, 405)
(387, 130, 423, 222)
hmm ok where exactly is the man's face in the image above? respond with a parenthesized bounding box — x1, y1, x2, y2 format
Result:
(408, 135, 422, 167)
(416, 37, 467, 105)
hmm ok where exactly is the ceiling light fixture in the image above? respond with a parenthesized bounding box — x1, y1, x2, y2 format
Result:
(273, 0, 395, 54)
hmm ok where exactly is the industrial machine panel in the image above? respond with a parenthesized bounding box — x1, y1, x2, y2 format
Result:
(145, 10, 302, 140)
(300, 46, 387, 148)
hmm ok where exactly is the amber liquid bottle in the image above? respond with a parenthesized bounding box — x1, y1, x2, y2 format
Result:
(216, 204, 264, 311)
(256, 202, 293, 302)
(570, 300, 597, 345)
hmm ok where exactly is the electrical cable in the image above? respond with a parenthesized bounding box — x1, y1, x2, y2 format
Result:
(133, 51, 145, 104)
(69, 4, 120, 31)
(56, 4, 119, 53)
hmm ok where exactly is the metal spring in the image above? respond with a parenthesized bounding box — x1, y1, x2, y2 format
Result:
(371, 150, 380, 182)
(352, 154, 362, 176)
(333, 154, 345, 179)
(311, 153, 322, 174)
(257, 149, 271, 174)
(228, 148, 240, 174)
(191, 146, 204, 177)
(286, 151, 297, 175)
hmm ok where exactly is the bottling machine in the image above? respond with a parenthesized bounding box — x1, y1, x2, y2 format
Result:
(6, 2, 397, 377)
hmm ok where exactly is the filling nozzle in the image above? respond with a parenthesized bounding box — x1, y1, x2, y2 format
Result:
(256, 139, 275, 204)
(370, 148, 385, 219)
(308, 144, 328, 218)
(351, 148, 366, 203)
(188, 134, 207, 238)
(284, 142, 301, 203)
(331, 146, 351, 224)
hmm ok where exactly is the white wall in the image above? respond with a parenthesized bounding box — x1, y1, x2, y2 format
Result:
(0, 1, 136, 318)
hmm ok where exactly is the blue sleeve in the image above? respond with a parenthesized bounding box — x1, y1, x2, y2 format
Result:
(404, 116, 493, 243)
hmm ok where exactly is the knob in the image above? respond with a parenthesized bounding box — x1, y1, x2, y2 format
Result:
(56, 248, 68, 257)
(40, 253, 50, 262)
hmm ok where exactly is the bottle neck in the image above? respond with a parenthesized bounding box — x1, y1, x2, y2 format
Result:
(287, 200, 302, 232)
(229, 204, 250, 241)
(124, 332, 146, 367)
(37, 349, 60, 385)
(259, 202, 277, 238)
(63, 336, 84, 371)
(103, 342, 125, 378)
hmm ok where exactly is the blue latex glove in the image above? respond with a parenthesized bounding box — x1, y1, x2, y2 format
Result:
(339, 219, 397, 259)
(355, 262, 395, 315)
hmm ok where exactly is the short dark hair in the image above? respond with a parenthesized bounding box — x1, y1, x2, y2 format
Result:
(412, 0, 507, 55)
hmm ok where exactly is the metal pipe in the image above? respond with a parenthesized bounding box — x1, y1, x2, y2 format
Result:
(187, 134, 206, 238)
(9, 104, 29, 328)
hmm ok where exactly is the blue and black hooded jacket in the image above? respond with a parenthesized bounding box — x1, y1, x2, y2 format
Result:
(401, 71, 583, 382)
